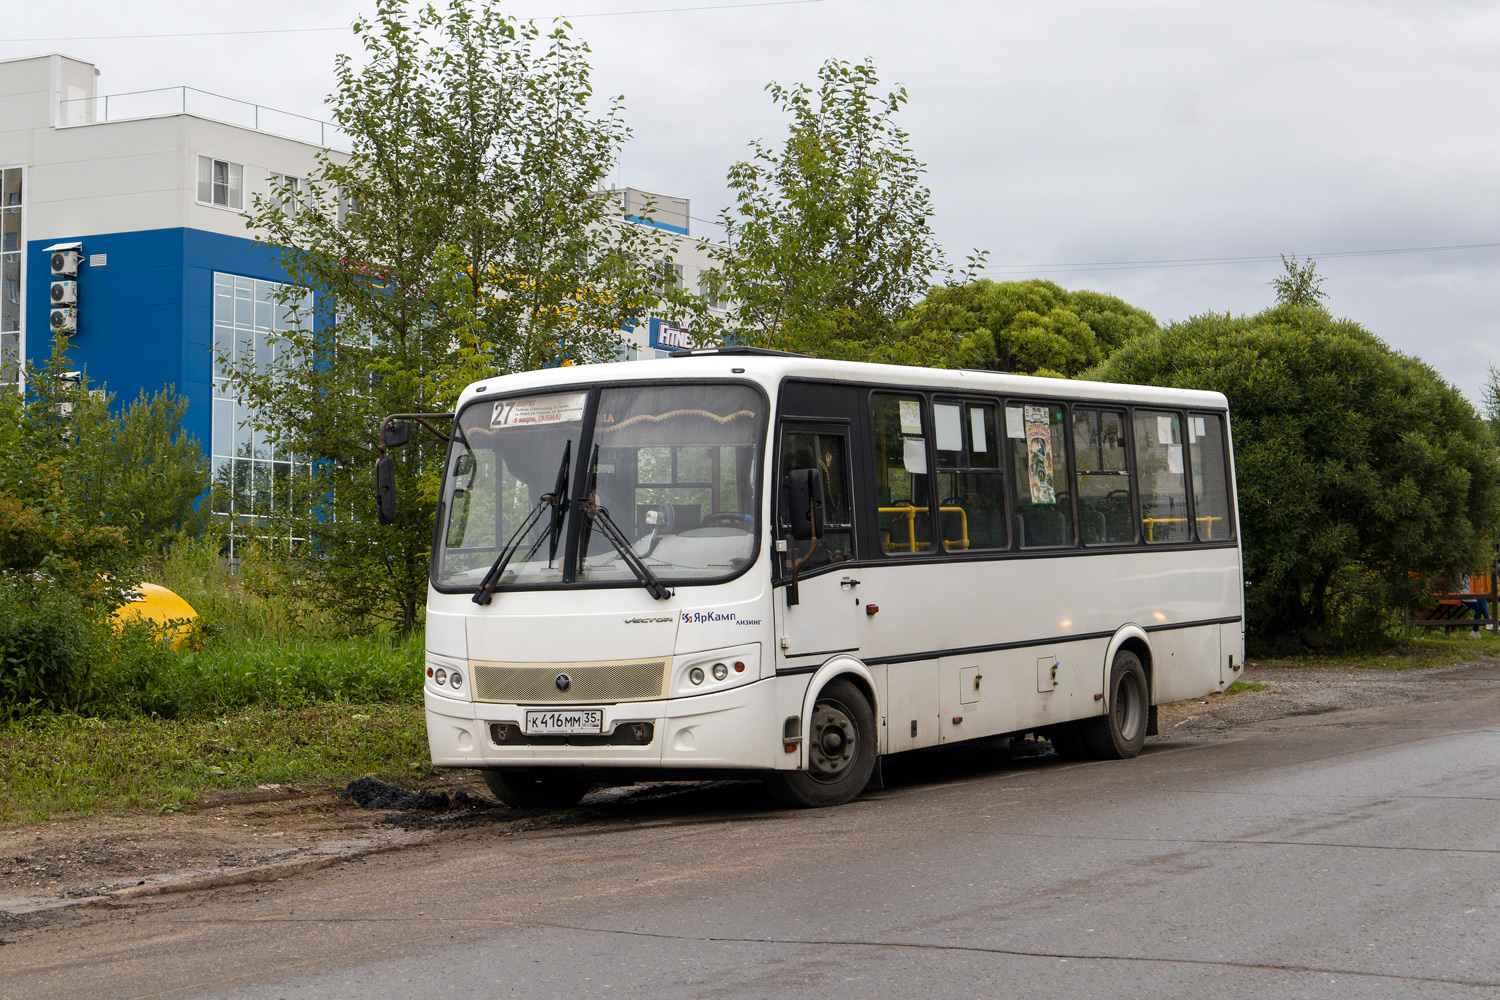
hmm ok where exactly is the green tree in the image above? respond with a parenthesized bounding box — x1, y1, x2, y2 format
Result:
(0, 337, 137, 602)
(705, 58, 951, 357)
(60, 387, 208, 553)
(230, 0, 694, 634)
(1271, 254, 1328, 309)
(897, 279, 1158, 375)
(1483, 365, 1500, 438)
(1090, 305, 1500, 649)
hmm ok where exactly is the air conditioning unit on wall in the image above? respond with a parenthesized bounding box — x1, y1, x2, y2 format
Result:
(51, 250, 81, 277)
(51, 280, 78, 305)
(50, 307, 77, 332)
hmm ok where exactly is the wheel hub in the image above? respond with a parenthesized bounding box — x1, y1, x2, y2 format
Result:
(808, 702, 856, 781)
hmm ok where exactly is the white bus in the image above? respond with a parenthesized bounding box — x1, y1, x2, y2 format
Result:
(380, 348, 1244, 808)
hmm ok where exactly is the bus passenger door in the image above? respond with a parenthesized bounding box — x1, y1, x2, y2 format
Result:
(773, 423, 866, 666)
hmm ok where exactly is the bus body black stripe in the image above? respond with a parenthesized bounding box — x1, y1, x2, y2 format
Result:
(801, 615, 1245, 668)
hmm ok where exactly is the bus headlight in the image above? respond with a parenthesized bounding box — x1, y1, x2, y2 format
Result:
(673, 644, 760, 696)
(449, 670, 463, 690)
(434, 668, 448, 686)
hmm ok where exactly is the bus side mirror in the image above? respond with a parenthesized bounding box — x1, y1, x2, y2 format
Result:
(376, 454, 397, 524)
(783, 468, 825, 542)
(384, 420, 411, 449)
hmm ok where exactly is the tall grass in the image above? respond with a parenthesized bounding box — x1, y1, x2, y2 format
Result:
(148, 532, 348, 644)
(90, 633, 424, 718)
(2, 535, 426, 721)
(2, 537, 433, 820)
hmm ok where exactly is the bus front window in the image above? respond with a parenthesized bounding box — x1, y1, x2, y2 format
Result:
(435, 383, 763, 592)
(437, 391, 587, 589)
(580, 383, 763, 585)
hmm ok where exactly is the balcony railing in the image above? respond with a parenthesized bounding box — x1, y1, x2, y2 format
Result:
(57, 87, 351, 152)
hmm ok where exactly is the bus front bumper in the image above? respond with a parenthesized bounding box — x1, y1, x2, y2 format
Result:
(424, 677, 783, 772)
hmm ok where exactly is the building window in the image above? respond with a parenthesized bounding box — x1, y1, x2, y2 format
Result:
(338, 188, 361, 226)
(1, 166, 22, 387)
(197, 156, 244, 209)
(270, 173, 299, 216)
(212, 272, 311, 544)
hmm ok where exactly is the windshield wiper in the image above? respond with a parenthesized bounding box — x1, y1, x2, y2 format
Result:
(471, 440, 571, 606)
(579, 444, 673, 601)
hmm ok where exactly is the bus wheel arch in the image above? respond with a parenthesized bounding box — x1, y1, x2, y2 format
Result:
(798, 658, 879, 739)
(1103, 626, 1154, 708)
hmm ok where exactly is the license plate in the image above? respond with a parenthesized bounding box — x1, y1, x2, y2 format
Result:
(524, 709, 604, 735)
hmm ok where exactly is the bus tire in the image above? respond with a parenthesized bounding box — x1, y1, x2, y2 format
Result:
(765, 679, 877, 808)
(1080, 649, 1149, 759)
(481, 768, 593, 808)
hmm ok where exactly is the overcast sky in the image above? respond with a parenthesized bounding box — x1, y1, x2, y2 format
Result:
(6, 0, 1497, 406)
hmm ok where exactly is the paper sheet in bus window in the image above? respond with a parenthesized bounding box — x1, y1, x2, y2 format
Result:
(899, 399, 922, 435)
(1157, 415, 1174, 445)
(1190, 416, 1206, 441)
(1167, 445, 1183, 474)
(1023, 405, 1056, 504)
(1006, 406, 1024, 438)
(970, 408, 988, 452)
(491, 392, 587, 428)
(934, 404, 962, 452)
(903, 437, 928, 474)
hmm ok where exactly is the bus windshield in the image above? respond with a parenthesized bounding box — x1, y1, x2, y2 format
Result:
(435, 382, 764, 592)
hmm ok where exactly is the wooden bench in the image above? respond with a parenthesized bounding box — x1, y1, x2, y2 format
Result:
(1405, 571, 1497, 631)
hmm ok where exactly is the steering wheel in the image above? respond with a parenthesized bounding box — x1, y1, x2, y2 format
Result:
(703, 511, 752, 528)
(1104, 489, 1131, 504)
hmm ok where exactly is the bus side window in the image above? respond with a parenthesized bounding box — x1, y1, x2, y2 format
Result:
(1132, 409, 1190, 543)
(870, 394, 934, 554)
(1188, 413, 1234, 540)
(934, 399, 1005, 552)
(1073, 408, 1136, 545)
(1005, 402, 1075, 548)
(778, 430, 854, 568)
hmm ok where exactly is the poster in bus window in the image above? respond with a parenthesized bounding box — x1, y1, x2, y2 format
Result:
(1023, 405, 1055, 504)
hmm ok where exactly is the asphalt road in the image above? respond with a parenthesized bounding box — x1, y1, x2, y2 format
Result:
(7, 671, 1500, 1000)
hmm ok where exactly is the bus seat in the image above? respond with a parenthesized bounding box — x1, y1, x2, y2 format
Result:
(1080, 506, 1105, 545)
(1016, 504, 1063, 547)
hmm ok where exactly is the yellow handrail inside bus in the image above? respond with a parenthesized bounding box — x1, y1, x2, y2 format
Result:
(1142, 516, 1224, 541)
(879, 505, 969, 552)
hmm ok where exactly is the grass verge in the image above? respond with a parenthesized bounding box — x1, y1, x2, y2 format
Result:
(0, 702, 430, 825)
(1249, 631, 1500, 672)
(90, 634, 424, 718)
(1217, 680, 1270, 695)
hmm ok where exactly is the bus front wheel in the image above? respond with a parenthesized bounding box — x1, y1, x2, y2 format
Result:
(482, 768, 594, 808)
(766, 679, 877, 808)
(1080, 649, 1149, 759)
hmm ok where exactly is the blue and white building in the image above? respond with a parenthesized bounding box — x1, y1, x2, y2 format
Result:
(0, 53, 721, 522)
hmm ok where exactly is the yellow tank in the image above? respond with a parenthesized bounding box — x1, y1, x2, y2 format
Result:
(111, 583, 199, 650)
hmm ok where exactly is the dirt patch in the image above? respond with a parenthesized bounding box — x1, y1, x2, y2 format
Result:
(0, 774, 491, 914)
(1156, 657, 1500, 735)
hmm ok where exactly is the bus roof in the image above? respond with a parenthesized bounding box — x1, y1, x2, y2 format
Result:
(455, 353, 1230, 412)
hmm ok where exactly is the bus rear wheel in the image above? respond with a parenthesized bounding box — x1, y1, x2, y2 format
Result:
(1080, 649, 1149, 759)
(481, 768, 594, 808)
(765, 679, 877, 808)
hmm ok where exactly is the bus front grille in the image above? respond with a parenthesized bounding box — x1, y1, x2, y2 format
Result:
(470, 657, 670, 704)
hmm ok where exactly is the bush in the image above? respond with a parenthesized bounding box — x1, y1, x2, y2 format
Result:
(1090, 305, 1500, 650)
(0, 584, 100, 718)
